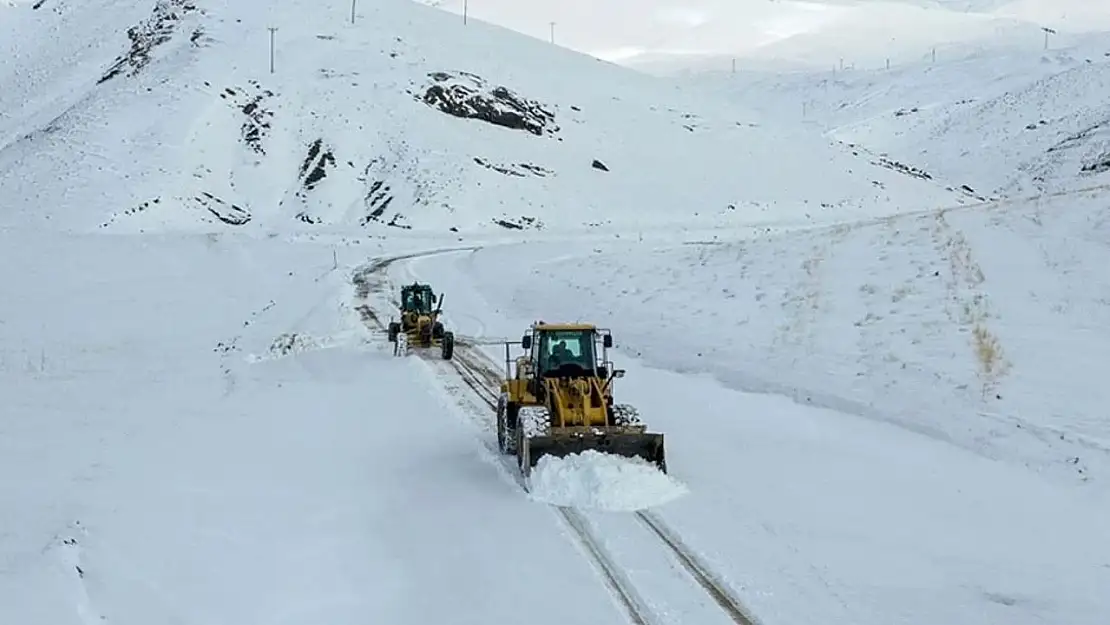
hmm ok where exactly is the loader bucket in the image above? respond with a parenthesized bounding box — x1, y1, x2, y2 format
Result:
(520, 431, 666, 478)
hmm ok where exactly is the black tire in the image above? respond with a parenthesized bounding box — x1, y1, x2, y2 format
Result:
(516, 427, 527, 472)
(387, 322, 400, 343)
(433, 321, 444, 339)
(496, 396, 518, 454)
(441, 331, 454, 360)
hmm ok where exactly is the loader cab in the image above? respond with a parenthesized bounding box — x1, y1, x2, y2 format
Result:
(401, 284, 435, 315)
(522, 325, 612, 379)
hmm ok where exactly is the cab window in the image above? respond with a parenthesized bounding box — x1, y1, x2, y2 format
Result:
(538, 330, 595, 372)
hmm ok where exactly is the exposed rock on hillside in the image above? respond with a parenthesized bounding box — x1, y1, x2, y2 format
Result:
(98, 0, 201, 83)
(195, 192, 250, 225)
(420, 71, 558, 137)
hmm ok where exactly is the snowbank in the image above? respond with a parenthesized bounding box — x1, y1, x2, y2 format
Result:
(527, 450, 688, 510)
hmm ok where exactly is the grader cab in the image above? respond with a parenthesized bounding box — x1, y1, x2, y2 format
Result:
(495, 322, 666, 477)
(387, 282, 454, 359)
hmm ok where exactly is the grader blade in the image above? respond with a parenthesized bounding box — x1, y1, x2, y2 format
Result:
(520, 430, 667, 477)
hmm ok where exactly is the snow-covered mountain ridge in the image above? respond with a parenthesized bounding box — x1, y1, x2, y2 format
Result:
(0, 0, 966, 236)
(692, 31, 1110, 197)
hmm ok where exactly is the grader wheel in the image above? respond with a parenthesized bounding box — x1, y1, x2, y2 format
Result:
(441, 331, 455, 360)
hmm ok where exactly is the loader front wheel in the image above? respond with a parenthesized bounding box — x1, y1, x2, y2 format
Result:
(496, 395, 517, 454)
(611, 403, 642, 427)
(387, 322, 400, 343)
(441, 331, 455, 360)
(517, 428, 530, 476)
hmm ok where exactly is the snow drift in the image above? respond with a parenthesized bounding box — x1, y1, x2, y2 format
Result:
(527, 450, 689, 511)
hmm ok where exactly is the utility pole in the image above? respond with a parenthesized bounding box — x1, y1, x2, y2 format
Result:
(463, 0, 468, 24)
(731, 58, 736, 73)
(549, 21, 555, 44)
(1042, 26, 1056, 50)
(931, 47, 936, 63)
(268, 27, 277, 73)
(350, 0, 356, 24)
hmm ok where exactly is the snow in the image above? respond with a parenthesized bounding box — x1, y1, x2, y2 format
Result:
(527, 450, 690, 511)
(4, 0, 1110, 624)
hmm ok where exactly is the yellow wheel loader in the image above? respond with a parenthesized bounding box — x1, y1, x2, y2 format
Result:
(387, 282, 454, 360)
(495, 321, 666, 477)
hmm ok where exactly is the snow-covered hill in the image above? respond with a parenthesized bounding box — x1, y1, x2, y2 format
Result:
(692, 32, 1110, 196)
(0, 0, 969, 236)
(418, 0, 1110, 73)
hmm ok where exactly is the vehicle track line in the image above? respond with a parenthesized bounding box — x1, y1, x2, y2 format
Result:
(557, 505, 661, 625)
(635, 510, 760, 625)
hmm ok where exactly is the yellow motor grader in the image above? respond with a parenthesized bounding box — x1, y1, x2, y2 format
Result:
(495, 321, 666, 477)
(387, 282, 454, 360)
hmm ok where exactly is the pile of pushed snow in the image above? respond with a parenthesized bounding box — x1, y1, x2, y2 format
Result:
(526, 450, 688, 511)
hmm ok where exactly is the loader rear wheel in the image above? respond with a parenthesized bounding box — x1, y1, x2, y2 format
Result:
(517, 427, 530, 475)
(441, 331, 454, 360)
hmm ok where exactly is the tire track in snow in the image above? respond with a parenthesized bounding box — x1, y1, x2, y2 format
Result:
(350, 250, 761, 625)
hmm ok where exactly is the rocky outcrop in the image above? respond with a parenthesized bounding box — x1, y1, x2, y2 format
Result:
(420, 71, 558, 137)
(98, 0, 201, 83)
